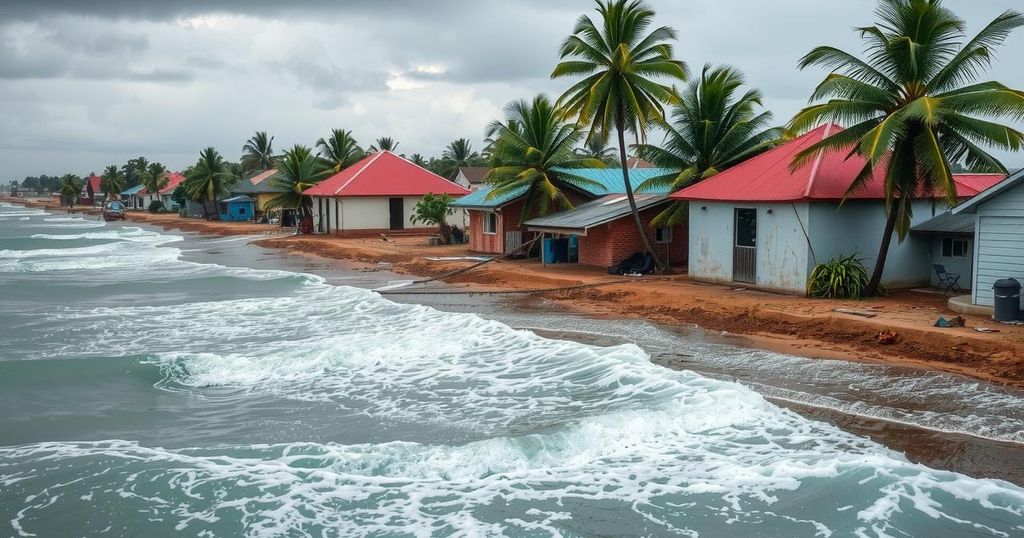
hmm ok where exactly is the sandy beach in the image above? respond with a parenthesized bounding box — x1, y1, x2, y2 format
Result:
(10, 196, 1024, 389)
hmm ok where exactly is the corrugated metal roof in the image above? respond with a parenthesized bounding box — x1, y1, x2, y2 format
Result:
(120, 185, 145, 195)
(523, 194, 668, 234)
(304, 151, 469, 197)
(672, 124, 1005, 203)
(221, 195, 255, 204)
(954, 168, 1024, 214)
(231, 171, 287, 194)
(457, 167, 489, 183)
(451, 167, 676, 209)
(910, 212, 976, 235)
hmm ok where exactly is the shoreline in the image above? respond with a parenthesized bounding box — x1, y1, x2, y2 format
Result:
(8, 196, 1024, 388)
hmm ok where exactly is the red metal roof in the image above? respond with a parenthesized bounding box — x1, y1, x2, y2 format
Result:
(304, 151, 470, 197)
(671, 124, 1004, 202)
(139, 172, 186, 195)
(159, 173, 185, 195)
(84, 174, 101, 194)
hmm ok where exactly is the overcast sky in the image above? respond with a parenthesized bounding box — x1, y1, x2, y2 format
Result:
(2, 0, 1022, 180)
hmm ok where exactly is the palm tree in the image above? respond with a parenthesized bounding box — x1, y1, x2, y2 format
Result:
(369, 137, 399, 153)
(100, 165, 125, 199)
(140, 162, 168, 203)
(574, 133, 618, 165)
(636, 65, 782, 226)
(184, 147, 237, 220)
(58, 174, 82, 207)
(241, 131, 275, 174)
(265, 145, 331, 224)
(486, 95, 606, 223)
(552, 0, 688, 269)
(408, 153, 428, 167)
(790, 0, 1024, 295)
(438, 138, 483, 179)
(316, 129, 364, 173)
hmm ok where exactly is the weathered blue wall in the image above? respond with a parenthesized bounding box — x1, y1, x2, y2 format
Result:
(688, 202, 810, 294)
(972, 182, 1024, 307)
(808, 200, 937, 290)
(925, 237, 973, 289)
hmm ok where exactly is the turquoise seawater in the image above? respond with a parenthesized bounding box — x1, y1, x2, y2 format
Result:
(1, 201, 1023, 537)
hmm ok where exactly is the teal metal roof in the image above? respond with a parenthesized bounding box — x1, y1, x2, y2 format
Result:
(120, 185, 145, 196)
(451, 168, 676, 209)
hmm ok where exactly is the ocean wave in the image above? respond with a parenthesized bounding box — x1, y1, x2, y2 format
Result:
(3, 412, 1023, 538)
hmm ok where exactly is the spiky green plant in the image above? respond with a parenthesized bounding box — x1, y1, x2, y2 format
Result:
(807, 254, 886, 298)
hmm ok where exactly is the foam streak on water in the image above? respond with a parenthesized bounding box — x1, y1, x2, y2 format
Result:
(1, 203, 1024, 537)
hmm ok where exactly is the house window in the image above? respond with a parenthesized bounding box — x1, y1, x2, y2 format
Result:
(654, 226, 672, 243)
(942, 237, 968, 258)
(483, 212, 498, 234)
(239, 206, 246, 215)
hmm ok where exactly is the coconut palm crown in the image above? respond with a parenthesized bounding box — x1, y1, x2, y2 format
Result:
(552, 0, 688, 268)
(100, 165, 125, 197)
(241, 131, 275, 174)
(184, 147, 237, 219)
(141, 162, 168, 197)
(790, 0, 1024, 295)
(636, 64, 782, 225)
(485, 95, 606, 223)
(266, 145, 331, 220)
(316, 129, 365, 173)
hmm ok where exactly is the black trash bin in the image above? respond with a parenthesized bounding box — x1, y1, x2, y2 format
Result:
(992, 278, 1021, 322)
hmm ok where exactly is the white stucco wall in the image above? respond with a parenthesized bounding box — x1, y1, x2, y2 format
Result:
(688, 202, 736, 285)
(688, 202, 810, 294)
(689, 199, 944, 294)
(972, 182, 1024, 307)
(312, 196, 464, 233)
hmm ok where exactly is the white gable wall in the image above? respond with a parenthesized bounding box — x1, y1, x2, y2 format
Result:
(311, 196, 464, 233)
(972, 181, 1024, 307)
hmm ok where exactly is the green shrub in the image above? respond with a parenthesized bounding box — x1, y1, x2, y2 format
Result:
(148, 200, 165, 213)
(807, 254, 883, 299)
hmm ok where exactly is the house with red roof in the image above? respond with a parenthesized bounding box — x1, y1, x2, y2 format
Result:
(138, 172, 186, 211)
(673, 124, 1004, 295)
(80, 174, 103, 206)
(304, 151, 470, 236)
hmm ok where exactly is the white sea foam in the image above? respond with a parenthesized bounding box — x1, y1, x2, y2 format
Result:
(4, 207, 1024, 537)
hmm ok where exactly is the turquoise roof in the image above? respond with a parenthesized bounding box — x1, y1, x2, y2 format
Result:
(451, 168, 676, 209)
(121, 185, 145, 196)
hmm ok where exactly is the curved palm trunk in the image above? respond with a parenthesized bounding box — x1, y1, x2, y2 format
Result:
(616, 106, 665, 271)
(866, 203, 898, 296)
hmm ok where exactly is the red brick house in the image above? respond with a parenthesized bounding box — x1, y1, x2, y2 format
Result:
(452, 168, 678, 257)
(524, 194, 687, 269)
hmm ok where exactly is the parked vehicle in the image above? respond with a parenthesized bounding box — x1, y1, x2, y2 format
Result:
(102, 200, 126, 221)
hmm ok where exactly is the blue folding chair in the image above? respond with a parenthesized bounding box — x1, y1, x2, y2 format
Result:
(934, 264, 962, 293)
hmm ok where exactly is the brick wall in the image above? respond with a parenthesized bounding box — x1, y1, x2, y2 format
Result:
(578, 206, 688, 268)
(467, 199, 530, 254)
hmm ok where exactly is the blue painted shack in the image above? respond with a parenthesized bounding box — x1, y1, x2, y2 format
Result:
(953, 169, 1024, 310)
(218, 195, 256, 222)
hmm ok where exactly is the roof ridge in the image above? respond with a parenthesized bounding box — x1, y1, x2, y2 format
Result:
(804, 124, 834, 199)
(334, 151, 385, 195)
